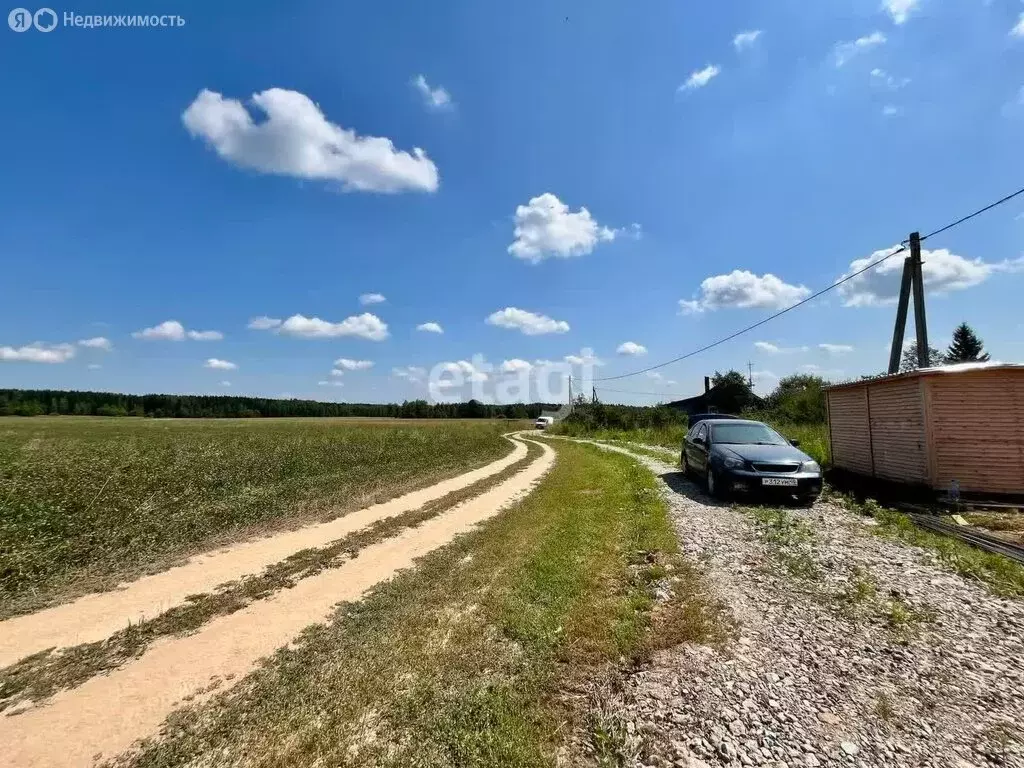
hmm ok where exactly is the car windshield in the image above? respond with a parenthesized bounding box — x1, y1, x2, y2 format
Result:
(711, 423, 788, 446)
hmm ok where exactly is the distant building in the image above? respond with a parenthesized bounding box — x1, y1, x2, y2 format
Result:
(666, 376, 762, 416)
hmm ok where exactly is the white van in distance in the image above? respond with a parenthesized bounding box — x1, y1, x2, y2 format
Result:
(535, 416, 554, 430)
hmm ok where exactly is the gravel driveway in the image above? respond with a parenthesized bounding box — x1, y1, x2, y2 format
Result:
(576, 442, 1024, 768)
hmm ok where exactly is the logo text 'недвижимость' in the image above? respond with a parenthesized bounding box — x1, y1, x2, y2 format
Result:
(8, 8, 185, 31)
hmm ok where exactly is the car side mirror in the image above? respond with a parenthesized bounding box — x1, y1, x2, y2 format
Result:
(789, 439, 801, 447)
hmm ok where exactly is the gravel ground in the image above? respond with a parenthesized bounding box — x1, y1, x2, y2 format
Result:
(574, 442, 1024, 768)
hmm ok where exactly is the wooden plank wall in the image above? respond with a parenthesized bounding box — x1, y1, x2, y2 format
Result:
(867, 378, 929, 484)
(826, 387, 872, 475)
(927, 371, 1024, 494)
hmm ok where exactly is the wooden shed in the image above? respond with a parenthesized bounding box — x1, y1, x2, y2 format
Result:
(824, 363, 1024, 496)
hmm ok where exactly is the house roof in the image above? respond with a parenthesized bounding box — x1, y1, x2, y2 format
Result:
(824, 362, 1024, 392)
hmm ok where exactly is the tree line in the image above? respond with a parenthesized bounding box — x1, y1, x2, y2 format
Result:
(0, 390, 554, 420)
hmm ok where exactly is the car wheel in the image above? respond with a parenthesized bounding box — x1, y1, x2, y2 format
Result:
(796, 495, 818, 508)
(681, 452, 689, 475)
(706, 466, 724, 499)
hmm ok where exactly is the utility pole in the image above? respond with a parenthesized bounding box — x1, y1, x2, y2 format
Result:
(568, 374, 572, 405)
(592, 385, 597, 404)
(887, 231, 930, 374)
(910, 231, 930, 369)
(887, 258, 914, 375)
(747, 361, 754, 388)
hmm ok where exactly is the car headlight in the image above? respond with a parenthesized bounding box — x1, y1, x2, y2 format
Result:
(722, 457, 743, 469)
(801, 460, 821, 474)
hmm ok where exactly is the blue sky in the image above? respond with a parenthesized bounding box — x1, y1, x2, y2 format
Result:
(2, 0, 1023, 405)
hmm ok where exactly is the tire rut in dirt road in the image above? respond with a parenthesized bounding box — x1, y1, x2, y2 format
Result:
(0, 435, 527, 669)
(0, 435, 555, 768)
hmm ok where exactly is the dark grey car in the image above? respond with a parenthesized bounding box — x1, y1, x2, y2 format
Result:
(681, 419, 822, 504)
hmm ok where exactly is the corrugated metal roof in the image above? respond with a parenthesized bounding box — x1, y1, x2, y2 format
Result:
(824, 362, 1024, 391)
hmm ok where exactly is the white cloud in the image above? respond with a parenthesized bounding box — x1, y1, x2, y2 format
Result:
(318, 380, 344, 387)
(78, 336, 112, 351)
(438, 360, 488, 383)
(838, 247, 1024, 307)
(132, 320, 186, 341)
(834, 31, 886, 67)
(0, 342, 76, 364)
(508, 193, 618, 264)
(248, 316, 282, 330)
(87, 363, 102, 370)
(1013, 13, 1024, 38)
(219, 380, 232, 387)
(679, 270, 811, 313)
(733, 30, 762, 51)
(882, 0, 919, 25)
(187, 330, 224, 341)
(882, 105, 900, 117)
(359, 293, 386, 305)
(486, 307, 570, 336)
(276, 313, 389, 341)
(182, 88, 439, 194)
(754, 341, 809, 354)
(564, 348, 604, 367)
(819, 343, 855, 355)
(412, 75, 453, 111)
(800, 363, 845, 378)
(205, 358, 237, 370)
(871, 68, 910, 90)
(330, 368, 346, 378)
(617, 341, 647, 356)
(334, 358, 374, 371)
(392, 365, 427, 383)
(416, 322, 444, 334)
(133, 321, 222, 342)
(679, 64, 721, 91)
(500, 358, 534, 374)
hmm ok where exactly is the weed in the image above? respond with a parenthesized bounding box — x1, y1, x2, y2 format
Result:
(874, 693, 896, 722)
(835, 566, 878, 615)
(746, 507, 820, 579)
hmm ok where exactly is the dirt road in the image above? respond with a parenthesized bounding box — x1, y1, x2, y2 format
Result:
(0, 433, 554, 768)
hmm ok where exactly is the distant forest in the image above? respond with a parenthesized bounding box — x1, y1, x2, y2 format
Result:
(0, 389, 555, 420)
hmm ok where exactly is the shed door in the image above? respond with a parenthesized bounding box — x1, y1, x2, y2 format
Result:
(868, 379, 928, 484)
(928, 373, 1024, 495)
(827, 388, 872, 475)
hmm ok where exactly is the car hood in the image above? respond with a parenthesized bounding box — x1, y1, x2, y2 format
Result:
(716, 443, 811, 464)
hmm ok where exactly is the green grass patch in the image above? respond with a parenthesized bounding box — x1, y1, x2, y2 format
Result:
(549, 422, 688, 452)
(0, 417, 517, 617)
(745, 506, 820, 579)
(106, 440, 693, 768)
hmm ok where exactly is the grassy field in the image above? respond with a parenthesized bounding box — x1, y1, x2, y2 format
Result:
(551, 418, 831, 465)
(108, 439, 726, 768)
(0, 417, 519, 616)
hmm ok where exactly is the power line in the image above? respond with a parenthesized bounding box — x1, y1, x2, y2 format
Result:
(594, 243, 906, 381)
(919, 186, 1024, 242)
(596, 386, 695, 398)
(596, 184, 1024, 383)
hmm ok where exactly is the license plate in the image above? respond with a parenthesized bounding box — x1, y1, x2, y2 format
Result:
(762, 478, 798, 487)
